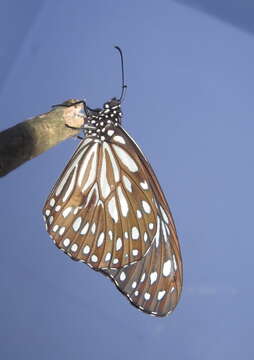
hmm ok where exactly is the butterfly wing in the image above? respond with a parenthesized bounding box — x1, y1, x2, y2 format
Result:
(43, 126, 159, 269)
(101, 127, 183, 316)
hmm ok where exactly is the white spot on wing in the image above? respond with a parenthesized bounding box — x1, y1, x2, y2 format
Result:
(116, 238, 122, 251)
(83, 245, 90, 254)
(142, 200, 151, 214)
(113, 135, 125, 144)
(144, 292, 150, 300)
(132, 227, 139, 240)
(91, 222, 96, 234)
(63, 238, 70, 247)
(50, 198, 55, 207)
(53, 225, 59, 232)
(59, 226, 66, 236)
(163, 259, 172, 277)
(122, 175, 132, 192)
(132, 249, 139, 256)
(160, 205, 169, 224)
(62, 207, 72, 218)
(150, 271, 158, 285)
(71, 243, 78, 252)
(80, 222, 89, 235)
(140, 181, 148, 190)
(80, 144, 98, 191)
(97, 232, 105, 247)
(73, 217, 82, 232)
(45, 209, 50, 216)
(105, 252, 111, 261)
(117, 186, 129, 217)
(91, 255, 98, 262)
(132, 281, 137, 288)
(100, 149, 111, 198)
(157, 290, 166, 301)
(108, 196, 119, 223)
(173, 254, 177, 270)
(62, 166, 77, 202)
(120, 272, 126, 281)
(104, 143, 120, 182)
(112, 144, 138, 172)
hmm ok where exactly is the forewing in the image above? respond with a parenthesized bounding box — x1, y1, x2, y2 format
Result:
(43, 127, 159, 269)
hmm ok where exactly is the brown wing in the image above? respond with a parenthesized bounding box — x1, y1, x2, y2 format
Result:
(101, 128, 183, 317)
(43, 127, 160, 270)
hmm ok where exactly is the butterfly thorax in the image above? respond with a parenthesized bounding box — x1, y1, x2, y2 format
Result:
(85, 98, 122, 142)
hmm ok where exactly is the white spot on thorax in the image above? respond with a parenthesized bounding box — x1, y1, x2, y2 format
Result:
(107, 129, 115, 136)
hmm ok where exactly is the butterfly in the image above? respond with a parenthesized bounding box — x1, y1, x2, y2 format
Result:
(43, 47, 183, 317)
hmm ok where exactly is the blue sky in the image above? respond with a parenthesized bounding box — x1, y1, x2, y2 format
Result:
(1, 1, 254, 359)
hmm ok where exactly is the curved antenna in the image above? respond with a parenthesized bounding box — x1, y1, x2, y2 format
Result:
(114, 46, 127, 102)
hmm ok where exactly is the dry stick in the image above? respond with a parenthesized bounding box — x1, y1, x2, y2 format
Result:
(0, 99, 86, 177)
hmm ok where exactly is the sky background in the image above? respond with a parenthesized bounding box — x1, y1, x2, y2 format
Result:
(1, 1, 254, 359)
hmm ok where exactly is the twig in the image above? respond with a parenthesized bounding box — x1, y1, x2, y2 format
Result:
(0, 99, 86, 177)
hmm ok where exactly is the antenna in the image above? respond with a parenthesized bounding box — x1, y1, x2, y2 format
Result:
(114, 46, 127, 102)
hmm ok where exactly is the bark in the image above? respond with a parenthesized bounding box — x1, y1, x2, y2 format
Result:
(0, 99, 86, 177)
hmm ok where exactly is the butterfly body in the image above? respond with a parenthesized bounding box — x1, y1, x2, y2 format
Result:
(43, 98, 183, 316)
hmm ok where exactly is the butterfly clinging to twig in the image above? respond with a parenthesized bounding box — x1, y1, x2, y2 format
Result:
(43, 46, 183, 317)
